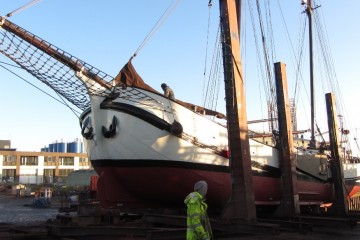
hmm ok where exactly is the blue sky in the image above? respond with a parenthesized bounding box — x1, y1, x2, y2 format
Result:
(0, 0, 359, 155)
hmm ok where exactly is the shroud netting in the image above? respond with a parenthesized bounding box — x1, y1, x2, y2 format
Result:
(0, 17, 155, 111)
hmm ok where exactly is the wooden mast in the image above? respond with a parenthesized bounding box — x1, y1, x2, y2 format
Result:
(304, 0, 316, 148)
(219, 0, 256, 221)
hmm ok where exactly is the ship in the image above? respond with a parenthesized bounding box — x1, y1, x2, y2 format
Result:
(0, 0, 359, 213)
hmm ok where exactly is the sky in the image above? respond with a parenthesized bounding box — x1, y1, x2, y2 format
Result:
(0, 0, 359, 155)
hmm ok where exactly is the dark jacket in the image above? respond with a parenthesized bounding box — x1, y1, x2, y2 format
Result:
(164, 86, 175, 100)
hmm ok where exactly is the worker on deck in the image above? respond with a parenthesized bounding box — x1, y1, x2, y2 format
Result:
(161, 83, 175, 100)
(184, 180, 213, 240)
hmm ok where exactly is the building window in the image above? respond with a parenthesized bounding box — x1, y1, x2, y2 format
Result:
(43, 169, 55, 184)
(3, 155, 16, 166)
(59, 157, 74, 166)
(58, 169, 73, 178)
(2, 169, 15, 181)
(79, 157, 89, 166)
(44, 169, 55, 177)
(20, 156, 38, 166)
(44, 156, 56, 166)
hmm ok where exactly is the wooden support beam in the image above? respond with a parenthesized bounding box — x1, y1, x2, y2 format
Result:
(325, 93, 348, 216)
(219, 0, 256, 221)
(274, 62, 300, 217)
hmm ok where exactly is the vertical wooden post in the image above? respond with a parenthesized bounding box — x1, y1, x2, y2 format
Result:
(15, 152, 20, 182)
(325, 93, 348, 216)
(55, 155, 60, 180)
(274, 62, 300, 216)
(220, 0, 256, 221)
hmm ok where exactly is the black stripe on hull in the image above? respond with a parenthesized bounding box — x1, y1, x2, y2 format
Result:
(344, 178, 360, 186)
(100, 101, 171, 131)
(91, 159, 278, 178)
(90, 159, 354, 185)
(85, 102, 355, 185)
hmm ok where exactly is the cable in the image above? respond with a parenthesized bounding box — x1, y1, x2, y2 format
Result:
(5, 0, 43, 17)
(202, 1, 213, 106)
(0, 62, 82, 116)
(131, 0, 181, 60)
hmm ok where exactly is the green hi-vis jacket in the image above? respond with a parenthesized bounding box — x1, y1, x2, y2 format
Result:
(184, 191, 213, 240)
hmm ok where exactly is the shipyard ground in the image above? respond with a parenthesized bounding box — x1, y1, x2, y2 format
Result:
(0, 192, 360, 239)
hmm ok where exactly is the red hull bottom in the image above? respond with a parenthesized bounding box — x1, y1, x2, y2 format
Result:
(94, 166, 359, 210)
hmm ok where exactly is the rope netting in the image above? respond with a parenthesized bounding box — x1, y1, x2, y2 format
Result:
(0, 17, 155, 111)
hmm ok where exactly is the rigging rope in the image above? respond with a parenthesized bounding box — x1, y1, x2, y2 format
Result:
(247, 0, 278, 132)
(205, 28, 222, 112)
(354, 137, 360, 153)
(0, 61, 81, 116)
(201, 1, 213, 106)
(199, 0, 224, 114)
(311, 0, 354, 155)
(5, 0, 43, 17)
(247, 0, 267, 126)
(203, 25, 222, 113)
(255, 0, 277, 132)
(0, 18, 159, 112)
(131, 0, 181, 60)
(296, 15, 312, 131)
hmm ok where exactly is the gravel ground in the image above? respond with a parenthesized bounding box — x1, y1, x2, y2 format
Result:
(0, 191, 360, 239)
(0, 191, 59, 225)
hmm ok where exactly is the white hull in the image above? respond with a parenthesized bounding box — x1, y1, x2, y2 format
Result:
(79, 87, 360, 208)
(83, 88, 279, 169)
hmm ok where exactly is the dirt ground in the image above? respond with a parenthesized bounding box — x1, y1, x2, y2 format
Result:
(0, 190, 59, 225)
(0, 191, 360, 239)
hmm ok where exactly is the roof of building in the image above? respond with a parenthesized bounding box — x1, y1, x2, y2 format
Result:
(0, 140, 11, 149)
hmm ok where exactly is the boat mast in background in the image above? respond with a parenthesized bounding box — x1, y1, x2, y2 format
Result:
(303, 0, 320, 148)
